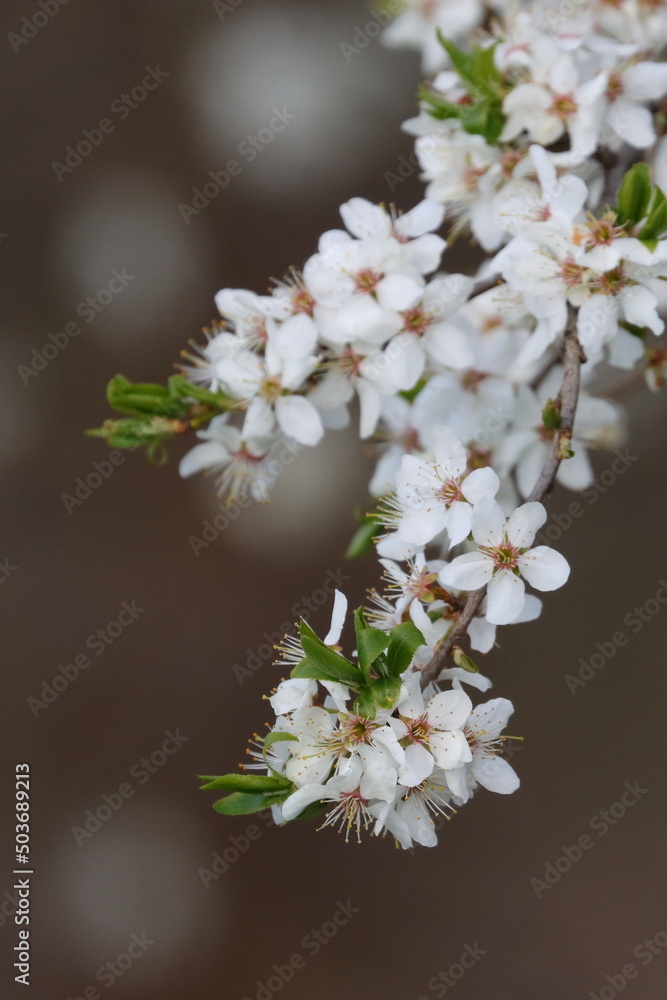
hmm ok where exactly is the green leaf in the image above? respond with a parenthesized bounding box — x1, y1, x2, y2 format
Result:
(345, 518, 382, 559)
(354, 676, 402, 719)
(641, 184, 667, 242)
(289, 623, 363, 687)
(212, 791, 289, 816)
(385, 622, 426, 677)
(263, 732, 298, 750)
(199, 773, 291, 792)
(616, 162, 652, 225)
(354, 608, 390, 681)
(107, 374, 186, 418)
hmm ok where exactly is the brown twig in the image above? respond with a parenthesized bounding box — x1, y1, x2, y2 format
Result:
(419, 306, 584, 689)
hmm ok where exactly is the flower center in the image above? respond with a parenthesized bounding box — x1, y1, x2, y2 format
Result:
(402, 307, 431, 336)
(355, 268, 381, 293)
(319, 790, 372, 843)
(490, 543, 520, 570)
(406, 714, 432, 745)
(439, 477, 464, 506)
(560, 257, 586, 288)
(550, 93, 578, 119)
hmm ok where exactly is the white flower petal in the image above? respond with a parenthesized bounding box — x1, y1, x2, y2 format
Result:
(518, 546, 570, 591)
(486, 572, 526, 626)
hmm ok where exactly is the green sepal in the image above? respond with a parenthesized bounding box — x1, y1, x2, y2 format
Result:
(452, 647, 479, 673)
(616, 162, 652, 225)
(212, 790, 289, 816)
(199, 773, 291, 792)
(620, 321, 649, 339)
(384, 621, 426, 677)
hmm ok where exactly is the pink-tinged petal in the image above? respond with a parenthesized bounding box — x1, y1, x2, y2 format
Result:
(507, 501, 547, 548)
(432, 425, 467, 477)
(275, 395, 324, 446)
(471, 496, 506, 547)
(398, 743, 435, 787)
(460, 467, 500, 505)
(486, 572, 526, 626)
(518, 546, 570, 591)
(439, 551, 494, 591)
(427, 689, 472, 730)
(429, 729, 473, 770)
(472, 756, 520, 794)
(445, 501, 474, 548)
(323, 590, 348, 645)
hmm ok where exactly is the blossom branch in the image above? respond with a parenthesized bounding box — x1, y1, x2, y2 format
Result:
(419, 308, 584, 689)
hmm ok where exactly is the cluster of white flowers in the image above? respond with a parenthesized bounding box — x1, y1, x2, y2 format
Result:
(101, 0, 667, 845)
(253, 592, 519, 849)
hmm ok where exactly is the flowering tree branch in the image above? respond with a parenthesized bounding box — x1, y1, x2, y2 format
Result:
(420, 307, 584, 688)
(85, 4, 667, 848)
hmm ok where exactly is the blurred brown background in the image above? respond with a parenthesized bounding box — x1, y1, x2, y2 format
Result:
(1, 2, 666, 998)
